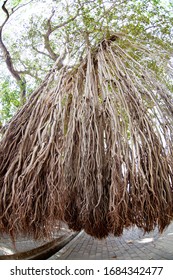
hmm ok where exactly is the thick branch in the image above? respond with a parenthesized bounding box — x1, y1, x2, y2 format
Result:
(42, 10, 58, 61)
(0, 33, 21, 82)
(43, 33, 58, 61)
(42, 9, 79, 65)
(1, 0, 9, 28)
(0, 0, 26, 104)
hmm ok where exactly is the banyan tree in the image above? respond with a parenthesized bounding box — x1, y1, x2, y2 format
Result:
(0, 34, 173, 240)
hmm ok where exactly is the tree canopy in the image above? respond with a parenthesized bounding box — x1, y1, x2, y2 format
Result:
(0, 0, 173, 124)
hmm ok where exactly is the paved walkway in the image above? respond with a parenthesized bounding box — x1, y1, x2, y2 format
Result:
(49, 223, 173, 260)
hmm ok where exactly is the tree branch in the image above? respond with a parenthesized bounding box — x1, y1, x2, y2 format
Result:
(1, 0, 34, 28)
(31, 41, 53, 60)
(43, 33, 58, 61)
(0, 0, 26, 104)
(51, 12, 79, 32)
(1, 0, 9, 28)
(0, 33, 21, 82)
(12, 0, 34, 13)
(18, 69, 42, 82)
(42, 8, 80, 65)
(2, 0, 9, 17)
(42, 10, 58, 61)
(144, 21, 171, 32)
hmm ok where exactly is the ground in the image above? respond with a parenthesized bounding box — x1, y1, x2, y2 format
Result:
(49, 223, 173, 260)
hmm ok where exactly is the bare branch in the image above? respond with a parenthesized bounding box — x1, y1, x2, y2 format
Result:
(12, 0, 34, 13)
(0, 0, 10, 29)
(51, 12, 79, 32)
(32, 43, 53, 60)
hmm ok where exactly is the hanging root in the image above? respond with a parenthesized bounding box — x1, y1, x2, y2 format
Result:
(0, 35, 173, 240)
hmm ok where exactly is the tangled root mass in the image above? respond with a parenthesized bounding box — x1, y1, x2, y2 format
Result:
(0, 35, 173, 240)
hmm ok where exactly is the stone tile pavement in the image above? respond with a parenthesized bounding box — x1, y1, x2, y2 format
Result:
(49, 223, 173, 260)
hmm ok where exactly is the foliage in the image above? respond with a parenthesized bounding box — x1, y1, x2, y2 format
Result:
(0, 80, 20, 123)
